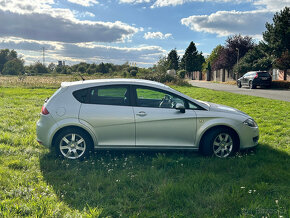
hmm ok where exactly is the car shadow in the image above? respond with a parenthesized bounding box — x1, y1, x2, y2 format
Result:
(39, 144, 289, 216)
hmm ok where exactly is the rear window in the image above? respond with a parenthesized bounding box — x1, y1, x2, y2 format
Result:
(73, 88, 90, 103)
(257, 72, 271, 77)
(90, 86, 129, 106)
(73, 85, 130, 106)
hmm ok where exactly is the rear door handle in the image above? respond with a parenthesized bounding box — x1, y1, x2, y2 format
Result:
(136, 111, 147, 117)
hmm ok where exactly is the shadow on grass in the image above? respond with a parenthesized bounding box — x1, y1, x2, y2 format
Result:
(40, 144, 290, 217)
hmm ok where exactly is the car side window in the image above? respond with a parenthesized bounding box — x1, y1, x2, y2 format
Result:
(135, 87, 185, 109)
(89, 85, 130, 106)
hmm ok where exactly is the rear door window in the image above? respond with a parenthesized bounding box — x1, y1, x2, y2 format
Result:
(89, 85, 130, 106)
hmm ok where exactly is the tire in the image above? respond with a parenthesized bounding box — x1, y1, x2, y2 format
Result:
(249, 81, 256, 89)
(54, 128, 93, 160)
(200, 128, 238, 158)
(237, 81, 242, 88)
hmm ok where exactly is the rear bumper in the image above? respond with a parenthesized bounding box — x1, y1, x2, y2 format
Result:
(36, 114, 56, 147)
(253, 80, 272, 86)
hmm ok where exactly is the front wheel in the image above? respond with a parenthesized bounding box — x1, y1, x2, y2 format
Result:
(54, 128, 92, 160)
(200, 128, 238, 158)
(237, 81, 242, 88)
(249, 81, 256, 89)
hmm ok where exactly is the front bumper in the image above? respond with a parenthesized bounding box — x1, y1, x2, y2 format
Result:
(238, 123, 259, 149)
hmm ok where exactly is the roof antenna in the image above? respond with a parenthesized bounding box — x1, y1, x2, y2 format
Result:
(79, 73, 85, 81)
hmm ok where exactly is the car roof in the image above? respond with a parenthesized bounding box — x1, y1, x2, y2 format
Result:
(61, 78, 170, 89)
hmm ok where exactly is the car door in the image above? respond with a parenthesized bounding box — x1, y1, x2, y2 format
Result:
(132, 86, 197, 147)
(242, 73, 248, 85)
(79, 85, 135, 146)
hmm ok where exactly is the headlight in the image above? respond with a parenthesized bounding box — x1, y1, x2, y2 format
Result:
(243, 118, 258, 127)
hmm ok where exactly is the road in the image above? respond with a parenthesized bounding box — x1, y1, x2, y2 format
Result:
(188, 80, 290, 102)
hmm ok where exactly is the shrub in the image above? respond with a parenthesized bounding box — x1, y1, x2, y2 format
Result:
(122, 71, 127, 78)
(130, 69, 138, 77)
(177, 70, 186, 79)
(272, 80, 290, 89)
(141, 72, 191, 86)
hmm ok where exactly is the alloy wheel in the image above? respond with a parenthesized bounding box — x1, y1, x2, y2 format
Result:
(59, 133, 86, 159)
(212, 133, 233, 158)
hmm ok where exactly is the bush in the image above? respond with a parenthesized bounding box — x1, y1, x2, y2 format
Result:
(177, 70, 186, 79)
(141, 72, 191, 86)
(272, 80, 290, 89)
(130, 69, 137, 77)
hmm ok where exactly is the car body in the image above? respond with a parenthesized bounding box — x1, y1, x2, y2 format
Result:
(36, 79, 259, 159)
(237, 71, 272, 89)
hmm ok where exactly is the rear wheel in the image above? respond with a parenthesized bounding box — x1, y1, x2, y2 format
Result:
(200, 128, 238, 158)
(54, 128, 92, 160)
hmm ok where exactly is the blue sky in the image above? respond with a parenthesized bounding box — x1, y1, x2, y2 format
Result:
(0, 0, 289, 67)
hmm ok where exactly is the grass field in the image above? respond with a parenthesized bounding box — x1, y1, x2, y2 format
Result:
(0, 76, 289, 217)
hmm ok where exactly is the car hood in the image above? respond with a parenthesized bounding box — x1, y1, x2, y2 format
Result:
(196, 100, 249, 117)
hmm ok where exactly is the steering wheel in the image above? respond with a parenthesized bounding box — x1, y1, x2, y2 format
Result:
(159, 95, 173, 108)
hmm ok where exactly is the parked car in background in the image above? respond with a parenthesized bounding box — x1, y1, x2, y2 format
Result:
(237, 71, 272, 89)
(37, 79, 259, 160)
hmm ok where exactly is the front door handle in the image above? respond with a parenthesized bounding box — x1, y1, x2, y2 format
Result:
(136, 111, 147, 117)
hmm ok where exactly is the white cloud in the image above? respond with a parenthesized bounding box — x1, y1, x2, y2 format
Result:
(0, 1, 138, 43)
(67, 0, 99, 7)
(181, 10, 274, 38)
(119, 0, 151, 4)
(0, 37, 165, 66)
(118, 0, 289, 10)
(253, 0, 290, 11)
(0, 37, 62, 50)
(144, 32, 173, 39)
(73, 10, 95, 18)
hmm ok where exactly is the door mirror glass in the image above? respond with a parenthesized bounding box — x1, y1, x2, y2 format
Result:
(175, 103, 185, 113)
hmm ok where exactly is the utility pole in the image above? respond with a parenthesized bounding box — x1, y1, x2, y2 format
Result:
(42, 47, 45, 66)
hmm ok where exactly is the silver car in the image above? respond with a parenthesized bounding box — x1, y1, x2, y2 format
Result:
(36, 79, 259, 159)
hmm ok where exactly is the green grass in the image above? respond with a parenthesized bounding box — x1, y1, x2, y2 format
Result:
(0, 85, 289, 217)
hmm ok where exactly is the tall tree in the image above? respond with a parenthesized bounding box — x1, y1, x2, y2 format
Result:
(0, 49, 19, 73)
(167, 49, 179, 70)
(202, 45, 222, 72)
(196, 52, 205, 72)
(212, 34, 255, 74)
(275, 50, 290, 80)
(263, 7, 290, 58)
(181, 41, 198, 75)
(263, 7, 290, 80)
(2, 59, 24, 75)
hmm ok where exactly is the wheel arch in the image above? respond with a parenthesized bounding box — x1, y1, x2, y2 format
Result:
(51, 123, 97, 149)
(198, 125, 240, 151)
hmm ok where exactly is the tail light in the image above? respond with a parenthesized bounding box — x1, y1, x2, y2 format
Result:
(41, 106, 49, 115)
(254, 73, 258, 78)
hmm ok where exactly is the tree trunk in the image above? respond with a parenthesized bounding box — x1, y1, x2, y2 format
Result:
(284, 69, 287, 81)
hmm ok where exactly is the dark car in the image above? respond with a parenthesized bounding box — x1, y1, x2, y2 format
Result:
(237, 71, 272, 89)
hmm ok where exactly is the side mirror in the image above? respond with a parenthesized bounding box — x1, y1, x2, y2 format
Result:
(175, 103, 185, 113)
